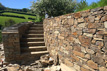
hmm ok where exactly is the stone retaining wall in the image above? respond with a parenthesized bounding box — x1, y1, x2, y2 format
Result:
(2, 22, 32, 62)
(44, 6, 107, 71)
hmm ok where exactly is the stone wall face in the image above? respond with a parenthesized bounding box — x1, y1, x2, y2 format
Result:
(44, 6, 107, 71)
(2, 22, 32, 62)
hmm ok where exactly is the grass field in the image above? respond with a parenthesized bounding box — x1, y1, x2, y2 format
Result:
(2, 12, 36, 19)
(0, 16, 33, 26)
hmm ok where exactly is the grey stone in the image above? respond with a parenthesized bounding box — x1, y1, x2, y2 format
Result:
(78, 23, 86, 28)
(104, 22, 107, 28)
(88, 16, 95, 22)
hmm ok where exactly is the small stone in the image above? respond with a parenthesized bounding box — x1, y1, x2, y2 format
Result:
(88, 16, 95, 22)
(74, 12, 81, 18)
(99, 67, 107, 71)
(81, 67, 90, 71)
(79, 36, 92, 47)
(58, 36, 64, 39)
(85, 54, 90, 59)
(68, 18, 74, 25)
(81, 47, 86, 53)
(64, 58, 73, 67)
(78, 23, 86, 28)
(101, 15, 107, 22)
(74, 64, 80, 71)
(83, 33, 93, 37)
(88, 23, 96, 28)
(61, 63, 76, 71)
(104, 6, 107, 10)
(73, 50, 85, 58)
(87, 60, 98, 69)
(81, 13, 87, 17)
(44, 68, 51, 71)
(95, 15, 101, 20)
(86, 48, 95, 54)
(104, 22, 107, 28)
(78, 18, 84, 23)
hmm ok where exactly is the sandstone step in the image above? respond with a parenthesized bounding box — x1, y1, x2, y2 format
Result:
(22, 51, 48, 55)
(31, 24, 43, 27)
(23, 34, 44, 37)
(34, 22, 43, 24)
(30, 27, 43, 29)
(28, 30, 43, 32)
(21, 46, 47, 52)
(21, 38, 44, 42)
(31, 51, 49, 55)
(20, 42, 45, 47)
(26, 31, 43, 34)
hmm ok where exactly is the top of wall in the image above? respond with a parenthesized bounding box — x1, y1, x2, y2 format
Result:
(45, 6, 107, 20)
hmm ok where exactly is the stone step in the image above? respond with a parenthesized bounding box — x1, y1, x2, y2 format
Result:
(20, 42, 45, 47)
(22, 51, 48, 55)
(21, 46, 47, 52)
(28, 30, 43, 32)
(31, 24, 43, 27)
(29, 27, 43, 30)
(34, 22, 43, 24)
(31, 51, 49, 55)
(22, 34, 44, 38)
(26, 31, 44, 34)
(21, 38, 44, 42)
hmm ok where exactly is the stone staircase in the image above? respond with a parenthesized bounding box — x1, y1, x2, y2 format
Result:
(20, 22, 48, 58)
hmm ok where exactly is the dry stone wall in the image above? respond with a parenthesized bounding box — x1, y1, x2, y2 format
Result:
(2, 22, 32, 62)
(44, 6, 107, 71)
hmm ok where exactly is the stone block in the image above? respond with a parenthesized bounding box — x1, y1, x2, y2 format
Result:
(78, 18, 84, 23)
(81, 67, 90, 71)
(88, 16, 95, 22)
(88, 23, 96, 28)
(104, 21, 107, 28)
(87, 60, 98, 69)
(73, 50, 85, 58)
(79, 36, 92, 47)
(104, 6, 107, 10)
(74, 12, 81, 18)
(61, 63, 76, 71)
(101, 15, 107, 22)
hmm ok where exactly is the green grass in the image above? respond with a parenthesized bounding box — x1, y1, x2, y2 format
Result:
(2, 12, 36, 19)
(0, 16, 33, 26)
(77, 0, 107, 12)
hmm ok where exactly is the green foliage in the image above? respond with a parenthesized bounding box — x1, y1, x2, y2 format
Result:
(31, 0, 76, 17)
(76, 0, 88, 11)
(35, 15, 43, 22)
(5, 19, 16, 27)
(77, 0, 107, 12)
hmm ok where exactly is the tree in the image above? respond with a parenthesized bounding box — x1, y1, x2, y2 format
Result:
(22, 8, 29, 12)
(31, 0, 76, 17)
(76, 0, 88, 11)
(0, 3, 5, 10)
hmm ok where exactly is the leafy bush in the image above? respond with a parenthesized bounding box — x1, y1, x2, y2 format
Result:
(77, 0, 107, 12)
(31, 0, 76, 17)
(5, 19, 16, 27)
(76, 0, 88, 12)
(35, 15, 43, 22)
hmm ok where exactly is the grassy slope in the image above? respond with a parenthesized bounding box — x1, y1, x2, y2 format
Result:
(2, 12, 36, 19)
(0, 16, 33, 26)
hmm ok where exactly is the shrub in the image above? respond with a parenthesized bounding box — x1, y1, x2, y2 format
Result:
(5, 19, 16, 27)
(35, 15, 43, 22)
